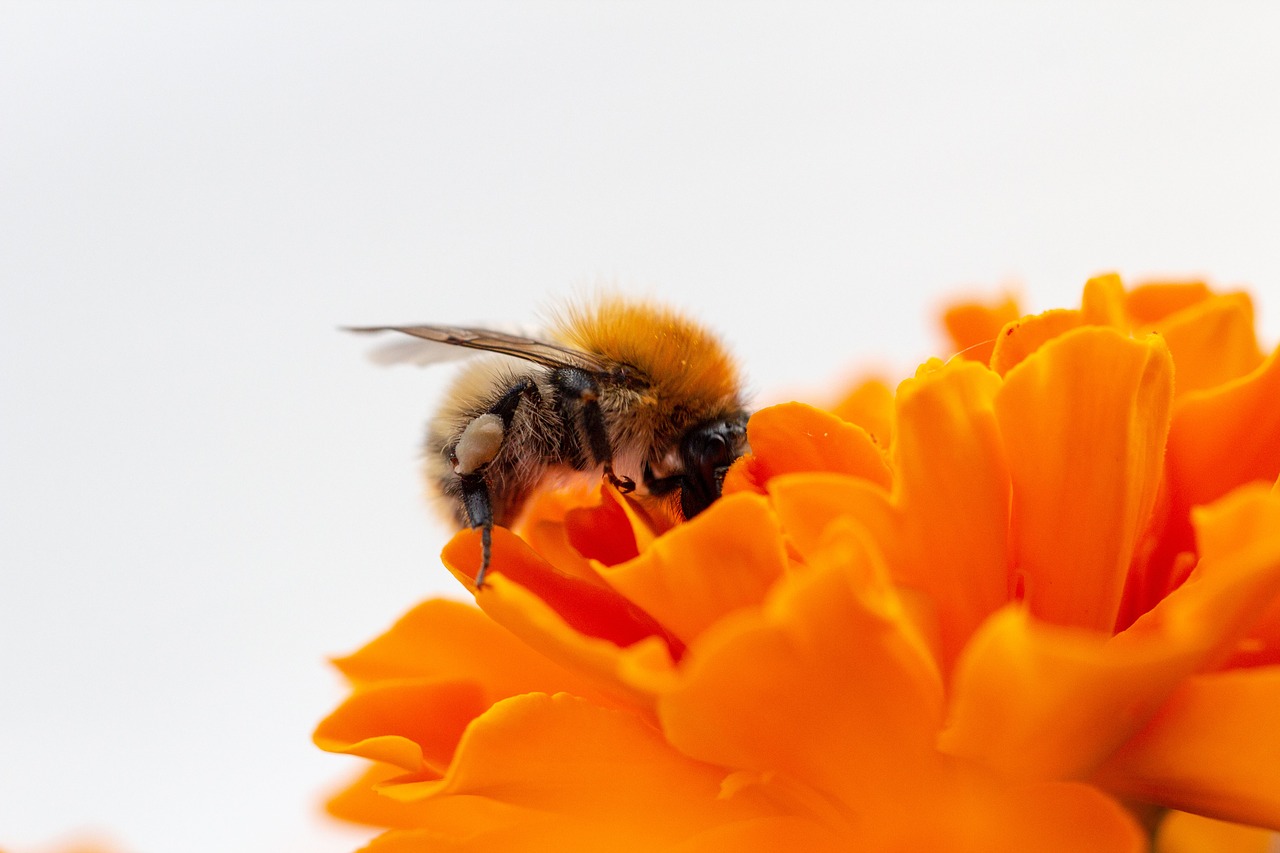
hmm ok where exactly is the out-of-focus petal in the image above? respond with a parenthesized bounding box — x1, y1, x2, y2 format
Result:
(326, 763, 445, 829)
(1095, 668, 1280, 830)
(314, 680, 486, 773)
(996, 328, 1173, 631)
(1150, 292, 1263, 396)
(893, 358, 1009, 674)
(659, 522, 943, 813)
(988, 309, 1083, 376)
(828, 377, 893, 447)
(724, 402, 891, 495)
(1125, 281, 1212, 325)
(1080, 272, 1127, 328)
(331, 599, 603, 701)
(914, 772, 1144, 853)
(1167, 345, 1280, 512)
(378, 693, 782, 847)
(596, 494, 788, 644)
(1155, 810, 1279, 853)
(942, 294, 1020, 365)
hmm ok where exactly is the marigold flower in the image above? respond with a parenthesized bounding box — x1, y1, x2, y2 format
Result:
(318, 274, 1280, 851)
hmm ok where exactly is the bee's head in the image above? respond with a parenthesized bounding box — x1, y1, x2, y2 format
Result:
(675, 413, 750, 520)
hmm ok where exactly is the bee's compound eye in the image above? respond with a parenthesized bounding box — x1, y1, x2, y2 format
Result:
(678, 415, 749, 519)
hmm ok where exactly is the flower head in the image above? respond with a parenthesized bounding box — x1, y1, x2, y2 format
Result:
(318, 274, 1280, 851)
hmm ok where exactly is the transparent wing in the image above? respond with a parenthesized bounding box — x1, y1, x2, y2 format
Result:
(345, 324, 612, 373)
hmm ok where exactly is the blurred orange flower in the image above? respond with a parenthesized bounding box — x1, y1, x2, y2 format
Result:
(317, 274, 1280, 851)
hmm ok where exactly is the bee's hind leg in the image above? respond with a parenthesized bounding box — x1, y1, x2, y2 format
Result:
(458, 474, 495, 587)
(450, 377, 539, 588)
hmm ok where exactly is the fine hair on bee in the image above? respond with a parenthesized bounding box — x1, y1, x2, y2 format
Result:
(349, 295, 751, 587)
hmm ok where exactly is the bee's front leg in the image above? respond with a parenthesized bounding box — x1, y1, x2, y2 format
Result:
(551, 367, 635, 493)
(451, 377, 538, 587)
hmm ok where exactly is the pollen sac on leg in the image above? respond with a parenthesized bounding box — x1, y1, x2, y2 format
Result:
(453, 413, 505, 475)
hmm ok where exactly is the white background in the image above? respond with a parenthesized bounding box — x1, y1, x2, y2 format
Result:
(3, 3, 1279, 852)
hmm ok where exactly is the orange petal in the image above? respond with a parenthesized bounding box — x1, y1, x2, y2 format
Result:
(1156, 810, 1280, 853)
(908, 772, 1144, 853)
(313, 680, 486, 773)
(733, 402, 892, 489)
(1150, 292, 1263, 397)
(995, 327, 1173, 631)
(893, 357, 1010, 673)
(828, 377, 894, 447)
(1144, 346, 1280, 595)
(658, 522, 943, 811)
(469, 574, 669, 708)
(442, 527, 682, 658)
(942, 485, 1280, 782)
(767, 472, 897, 567)
(1080, 272, 1128, 328)
(515, 482, 609, 582)
(596, 494, 788, 644)
(564, 482, 660, 563)
(381, 693, 781, 845)
(331, 598, 604, 702)
(941, 293, 1021, 365)
(1095, 668, 1280, 830)
(326, 762, 448, 829)
(1167, 344, 1280, 511)
(988, 308, 1083, 376)
(669, 817, 845, 853)
(941, 606, 1203, 781)
(1125, 280, 1212, 325)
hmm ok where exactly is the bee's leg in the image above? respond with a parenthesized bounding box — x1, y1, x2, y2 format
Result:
(458, 473, 495, 586)
(451, 378, 539, 588)
(551, 367, 635, 493)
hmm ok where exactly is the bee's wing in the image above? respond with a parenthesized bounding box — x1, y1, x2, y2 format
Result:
(347, 325, 612, 373)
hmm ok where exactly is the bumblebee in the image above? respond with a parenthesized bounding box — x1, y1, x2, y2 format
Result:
(352, 296, 750, 586)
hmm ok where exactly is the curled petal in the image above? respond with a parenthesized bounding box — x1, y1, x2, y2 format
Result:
(378, 693, 782, 847)
(331, 598, 603, 702)
(996, 327, 1173, 631)
(767, 472, 897, 568)
(1156, 810, 1280, 853)
(326, 762, 449, 829)
(1167, 344, 1280, 512)
(944, 485, 1280, 781)
(1152, 292, 1263, 396)
(941, 293, 1020, 365)
(1125, 281, 1212, 325)
(1080, 272, 1127, 328)
(659, 522, 943, 812)
(1096, 668, 1280, 831)
(941, 607, 1200, 781)
(471, 574, 669, 708)
(828, 377, 893, 447)
(894, 357, 1010, 673)
(989, 309, 1083, 376)
(442, 527, 681, 658)
(596, 493, 788, 644)
(724, 402, 891, 495)
(314, 680, 486, 773)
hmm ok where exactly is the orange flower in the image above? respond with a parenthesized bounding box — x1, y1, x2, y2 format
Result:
(317, 274, 1280, 851)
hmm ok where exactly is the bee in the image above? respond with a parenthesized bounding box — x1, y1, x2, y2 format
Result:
(350, 296, 751, 586)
